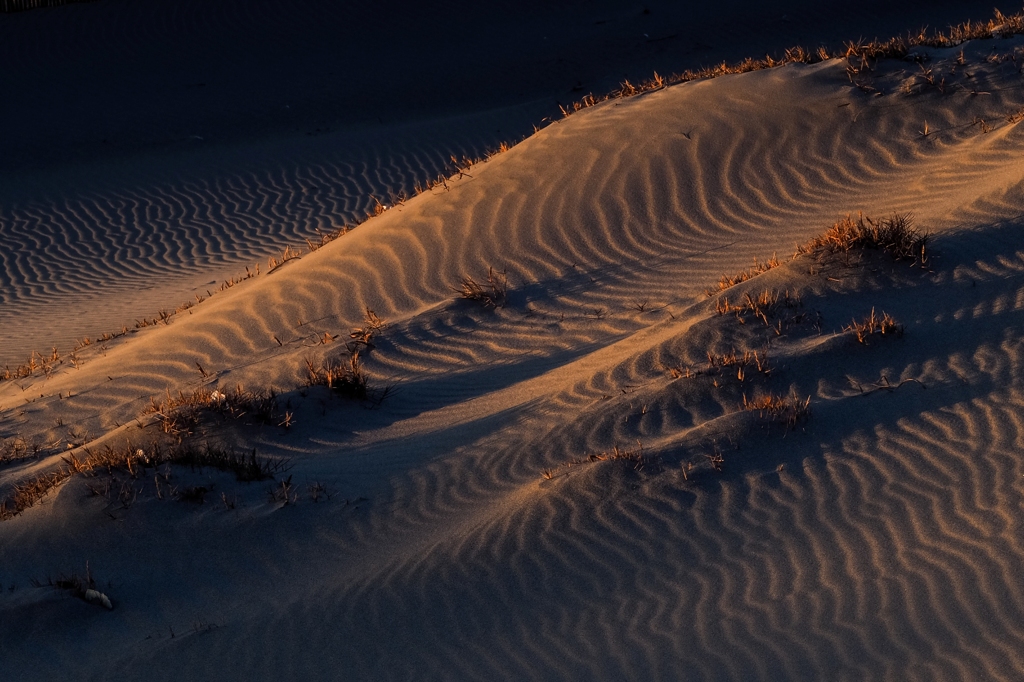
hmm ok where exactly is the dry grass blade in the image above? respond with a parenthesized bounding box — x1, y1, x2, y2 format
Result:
(799, 213, 928, 265)
(455, 267, 508, 308)
(550, 442, 655, 477)
(349, 308, 388, 347)
(144, 385, 281, 439)
(844, 308, 904, 343)
(304, 351, 368, 399)
(0, 469, 72, 519)
(743, 392, 811, 429)
(706, 253, 781, 295)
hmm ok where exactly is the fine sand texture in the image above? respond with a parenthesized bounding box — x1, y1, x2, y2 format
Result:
(4, 5, 1024, 682)
(0, 0, 1006, 359)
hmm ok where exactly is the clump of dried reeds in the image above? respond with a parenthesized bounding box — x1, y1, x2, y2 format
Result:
(455, 267, 508, 308)
(542, 442, 654, 479)
(706, 254, 781, 295)
(799, 214, 928, 265)
(844, 308, 904, 343)
(303, 351, 367, 399)
(144, 385, 282, 439)
(349, 308, 387, 348)
(743, 392, 811, 428)
(0, 441, 286, 520)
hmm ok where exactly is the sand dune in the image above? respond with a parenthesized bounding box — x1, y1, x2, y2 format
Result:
(3, 6, 1024, 682)
(0, 0, 1006, 361)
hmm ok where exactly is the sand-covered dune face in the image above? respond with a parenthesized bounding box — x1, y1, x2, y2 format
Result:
(0, 0, 1007, 360)
(3, 33, 1024, 682)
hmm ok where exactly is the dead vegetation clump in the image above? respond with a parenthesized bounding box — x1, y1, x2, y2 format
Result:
(0, 440, 288, 520)
(743, 392, 811, 428)
(0, 469, 70, 520)
(706, 254, 781, 295)
(799, 213, 928, 265)
(670, 349, 771, 381)
(1, 436, 42, 465)
(144, 385, 283, 440)
(303, 351, 368, 399)
(715, 288, 803, 328)
(556, 10, 1024, 120)
(349, 308, 388, 348)
(844, 308, 904, 343)
(267, 245, 300, 272)
(542, 442, 653, 479)
(455, 267, 508, 308)
(66, 442, 286, 483)
(1, 348, 64, 382)
(305, 225, 351, 252)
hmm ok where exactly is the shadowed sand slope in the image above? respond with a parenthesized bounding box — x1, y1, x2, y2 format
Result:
(2, 29, 1024, 682)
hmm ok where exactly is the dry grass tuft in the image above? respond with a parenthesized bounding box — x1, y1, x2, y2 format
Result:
(267, 246, 300, 272)
(1, 436, 43, 465)
(706, 253, 781, 295)
(743, 392, 811, 428)
(844, 308, 904, 343)
(305, 225, 351, 252)
(799, 213, 928, 265)
(715, 289, 802, 326)
(66, 442, 286, 483)
(455, 267, 508, 308)
(0, 469, 70, 520)
(303, 351, 368, 399)
(144, 385, 281, 439)
(349, 308, 388, 347)
(547, 442, 655, 479)
(671, 349, 771, 382)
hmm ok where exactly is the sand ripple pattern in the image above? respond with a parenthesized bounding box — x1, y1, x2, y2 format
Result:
(0, 121, 505, 360)
(5, 48, 1024, 682)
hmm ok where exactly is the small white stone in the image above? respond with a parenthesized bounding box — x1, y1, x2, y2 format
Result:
(83, 589, 113, 610)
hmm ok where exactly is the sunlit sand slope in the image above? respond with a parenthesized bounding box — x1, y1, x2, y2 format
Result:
(3, 35, 1024, 682)
(0, 0, 1005, 361)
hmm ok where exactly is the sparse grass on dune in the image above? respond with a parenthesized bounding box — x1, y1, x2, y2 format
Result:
(0, 436, 43, 465)
(144, 384, 283, 440)
(303, 350, 368, 399)
(798, 213, 928, 265)
(554, 211, 930, 483)
(455, 267, 508, 308)
(542, 443, 652, 479)
(558, 9, 1024, 120)
(669, 349, 771, 381)
(706, 214, 928, 302)
(844, 308, 904, 343)
(706, 254, 780, 295)
(0, 441, 287, 520)
(348, 307, 387, 348)
(0, 343, 378, 519)
(743, 392, 812, 428)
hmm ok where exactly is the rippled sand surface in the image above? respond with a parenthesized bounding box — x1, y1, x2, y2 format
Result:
(2, 3, 1024, 681)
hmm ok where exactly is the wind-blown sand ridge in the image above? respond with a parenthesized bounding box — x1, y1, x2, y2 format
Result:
(3, 8, 1024, 682)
